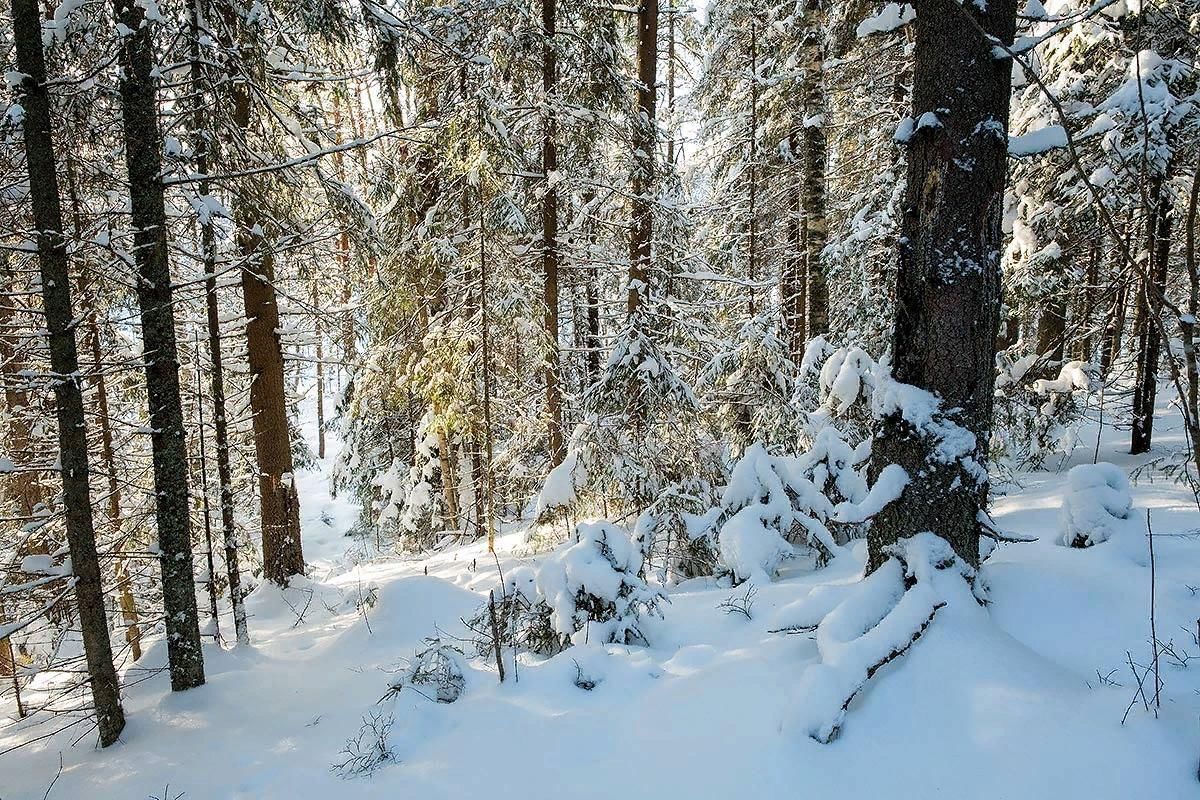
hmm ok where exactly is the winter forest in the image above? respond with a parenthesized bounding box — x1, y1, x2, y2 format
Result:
(1, 0, 1199, 796)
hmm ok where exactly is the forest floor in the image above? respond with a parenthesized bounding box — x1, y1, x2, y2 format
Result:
(2, 392, 1199, 799)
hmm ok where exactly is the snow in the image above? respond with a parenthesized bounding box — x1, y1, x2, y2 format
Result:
(1008, 124, 1068, 156)
(2, 387, 1199, 800)
(855, 3, 915, 38)
(1057, 462, 1133, 548)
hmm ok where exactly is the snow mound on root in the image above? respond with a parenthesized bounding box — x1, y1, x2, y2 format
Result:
(791, 533, 970, 743)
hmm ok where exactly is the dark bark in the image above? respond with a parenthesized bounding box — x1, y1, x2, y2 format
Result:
(191, 0, 246, 644)
(11, 0, 126, 744)
(114, 0, 206, 690)
(627, 0, 657, 317)
(800, 17, 828, 336)
(542, 0, 564, 466)
(1035, 294, 1067, 364)
(782, 130, 807, 359)
(867, 0, 1017, 572)
(1131, 177, 1173, 455)
(746, 15, 759, 317)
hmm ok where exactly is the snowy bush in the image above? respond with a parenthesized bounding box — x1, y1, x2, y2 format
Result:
(1058, 463, 1132, 548)
(714, 444, 843, 583)
(992, 350, 1098, 469)
(500, 522, 666, 652)
(698, 314, 801, 455)
(385, 638, 466, 704)
(332, 710, 396, 778)
(536, 322, 716, 521)
(635, 480, 721, 584)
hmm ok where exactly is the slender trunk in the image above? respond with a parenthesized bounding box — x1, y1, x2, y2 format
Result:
(11, 0, 126, 743)
(542, 0, 564, 466)
(583, 191, 601, 385)
(193, 329, 221, 638)
(333, 96, 357, 373)
(666, 4, 676, 167)
(436, 424, 459, 529)
(479, 146, 498, 553)
(747, 16, 759, 317)
(192, 0, 247, 644)
(114, 0, 206, 690)
(238, 232, 306, 583)
(867, 0, 1017, 571)
(801, 21, 828, 336)
(783, 139, 807, 359)
(1180, 162, 1200, 467)
(63, 152, 143, 662)
(628, 0, 658, 317)
(313, 281, 326, 460)
(1131, 177, 1173, 455)
(0, 253, 42, 710)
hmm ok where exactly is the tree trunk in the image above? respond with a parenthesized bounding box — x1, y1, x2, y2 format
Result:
(238, 231, 306, 583)
(1131, 176, 1173, 455)
(1035, 293, 1066, 364)
(225, 13, 305, 585)
(63, 152, 143, 662)
(783, 130, 807, 359)
(313, 280, 326, 460)
(801, 21, 828, 336)
(746, 15, 759, 317)
(867, 0, 1017, 572)
(114, 0, 206, 690)
(542, 0, 564, 466)
(628, 0, 657, 317)
(11, 0, 127, 744)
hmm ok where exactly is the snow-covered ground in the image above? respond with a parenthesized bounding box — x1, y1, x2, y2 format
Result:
(1, 393, 1198, 799)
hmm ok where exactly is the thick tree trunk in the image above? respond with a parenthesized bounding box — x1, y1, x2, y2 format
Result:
(1131, 177, 1173, 455)
(11, 0, 127, 744)
(224, 13, 305, 585)
(867, 0, 1017, 572)
(628, 0, 657, 317)
(114, 0, 206, 690)
(238, 233, 306, 583)
(542, 0, 564, 466)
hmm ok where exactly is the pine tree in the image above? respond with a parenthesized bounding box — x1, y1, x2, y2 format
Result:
(10, 0, 126, 744)
(867, 0, 1018, 571)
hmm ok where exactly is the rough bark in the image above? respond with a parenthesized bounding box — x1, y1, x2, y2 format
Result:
(225, 10, 305, 585)
(11, 0, 126, 743)
(542, 0, 565, 466)
(114, 0, 206, 690)
(867, 0, 1017, 572)
(238, 231, 306, 583)
(627, 0, 657, 317)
